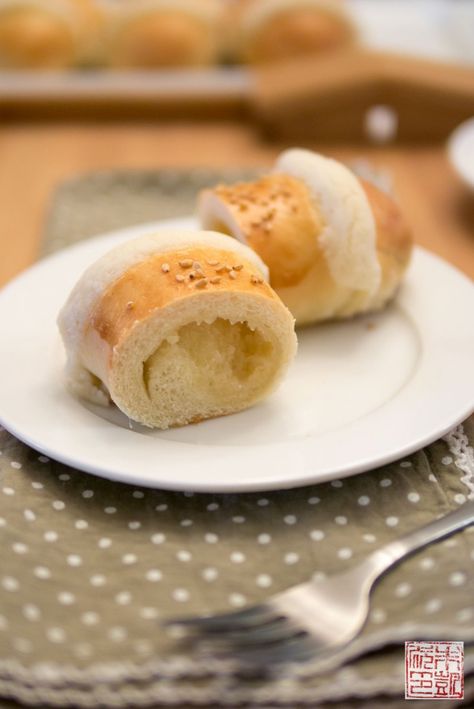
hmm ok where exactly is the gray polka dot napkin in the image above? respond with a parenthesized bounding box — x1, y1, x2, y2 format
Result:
(1, 170, 473, 708)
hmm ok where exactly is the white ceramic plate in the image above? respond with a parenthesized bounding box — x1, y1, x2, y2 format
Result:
(1, 218, 473, 492)
(448, 117, 474, 191)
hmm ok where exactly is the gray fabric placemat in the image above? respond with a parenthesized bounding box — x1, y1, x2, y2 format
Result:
(1, 169, 473, 708)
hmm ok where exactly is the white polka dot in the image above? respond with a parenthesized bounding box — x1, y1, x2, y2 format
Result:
(284, 552, 300, 565)
(420, 557, 435, 570)
(108, 627, 127, 642)
(456, 608, 472, 623)
(338, 548, 353, 560)
(172, 588, 190, 602)
(331, 480, 343, 488)
(13, 638, 32, 654)
(0, 518, 5, 527)
(31, 482, 43, 490)
(58, 592, 75, 605)
(2, 487, 14, 496)
(312, 570, 326, 582)
(362, 533, 376, 543)
(82, 490, 94, 499)
(449, 572, 466, 586)
(204, 533, 218, 544)
(73, 643, 92, 658)
(425, 598, 442, 613)
(176, 550, 192, 562)
(335, 515, 348, 525)
(442, 456, 453, 465)
(23, 604, 41, 621)
(454, 494, 466, 505)
(180, 519, 193, 527)
(358, 496, 370, 506)
(395, 582, 412, 598)
(38, 456, 50, 463)
(58, 473, 70, 481)
(370, 608, 387, 624)
(166, 624, 187, 639)
(75, 520, 88, 530)
(24, 509, 36, 522)
(207, 503, 219, 511)
(257, 533, 271, 544)
(155, 504, 168, 512)
(229, 593, 247, 607)
(132, 490, 144, 499)
(386, 516, 399, 527)
(12, 542, 28, 554)
(407, 492, 420, 503)
(257, 498, 269, 507)
(67, 555, 82, 567)
(44, 531, 58, 542)
(122, 553, 137, 565)
(52, 500, 65, 511)
(310, 529, 325, 541)
(256, 574, 272, 588)
(400, 461, 412, 468)
(104, 506, 116, 514)
(98, 537, 112, 549)
(202, 567, 218, 582)
(443, 538, 458, 548)
(380, 478, 392, 487)
(140, 607, 159, 620)
(81, 612, 99, 626)
(47, 627, 65, 643)
(230, 551, 246, 564)
(232, 516, 246, 524)
(34, 566, 51, 579)
(134, 640, 153, 655)
(284, 515, 297, 525)
(128, 521, 141, 530)
(90, 575, 106, 587)
(146, 569, 162, 582)
(10, 461, 22, 469)
(151, 533, 166, 545)
(428, 473, 437, 482)
(307, 496, 320, 505)
(115, 591, 132, 605)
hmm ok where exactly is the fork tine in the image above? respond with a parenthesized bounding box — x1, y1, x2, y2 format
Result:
(206, 633, 321, 667)
(196, 616, 298, 645)
(164, 603, 273, 631)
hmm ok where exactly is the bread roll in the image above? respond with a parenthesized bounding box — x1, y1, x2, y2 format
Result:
(225, 0, 355, 65)
(58, 230, 297, 429)
(0, 0, 102, 68)
(102, 0, 220, 69)
(199, 149, 413, 326)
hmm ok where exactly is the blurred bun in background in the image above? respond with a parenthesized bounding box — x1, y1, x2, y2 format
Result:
(101, 0, 221, 69)
(0, 0, 103, 68)
(224, 0, 355, 65)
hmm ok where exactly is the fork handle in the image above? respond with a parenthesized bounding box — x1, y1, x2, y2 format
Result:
(370, 500, 474, 576)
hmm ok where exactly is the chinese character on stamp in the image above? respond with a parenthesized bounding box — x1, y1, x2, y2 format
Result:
(405, 641, 464, 699)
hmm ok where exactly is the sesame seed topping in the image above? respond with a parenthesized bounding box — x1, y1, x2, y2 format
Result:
(232, 264, 243, 271)
(188, 271, 196, 280)
(207, 260, 219, 266)
(224, 265, 233, 272)
(175, 274, 185, 282)
(195, 278, 208, 289)
(192, 261, 202, 270)
(229, 271, 237, 280)
(126, 301, 134, 310)
(215, 264, 226, 273)
(194, 271, 206, 280)
(251, 275, 263, 285)
(210, 277, 221, 284)
(179, 259, 193, 269)
(161, 263, 170, 273)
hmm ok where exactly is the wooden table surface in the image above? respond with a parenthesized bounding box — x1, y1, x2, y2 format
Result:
(1, 122, 473, 287)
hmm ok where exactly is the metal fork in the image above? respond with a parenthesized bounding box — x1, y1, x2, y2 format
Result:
(165, 501, 474, 668)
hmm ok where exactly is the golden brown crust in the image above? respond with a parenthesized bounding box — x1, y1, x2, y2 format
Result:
(87, 246, 275, 351)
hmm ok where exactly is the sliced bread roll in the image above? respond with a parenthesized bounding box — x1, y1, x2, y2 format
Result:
(58, 230, 297, 429)
(199, 149, 413, 326)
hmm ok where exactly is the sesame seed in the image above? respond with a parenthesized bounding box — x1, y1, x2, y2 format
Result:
(175, 274, 185, 282)
(161, 263, 170, 273)
(207, 260, 219, 266)
(126, 301, 134, 310)
(233, 264, 243, 271)
(195, 279, 208, 289)
(210, 277, 221, 284)
(229, 271, 237, 280)
(215, 264, 226, 273)
(225, 265, 233, 272)
(194, 271, 206, 280)
(179, 259, 193, 269)
(188, 271, 196, 280)
(192, 261, 202, 270)
(251, 275, 263, 285)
